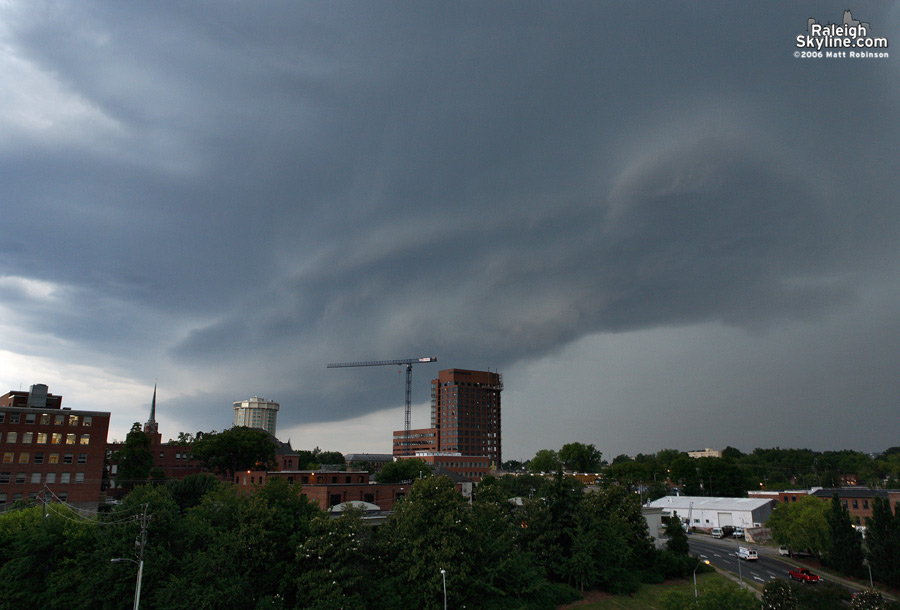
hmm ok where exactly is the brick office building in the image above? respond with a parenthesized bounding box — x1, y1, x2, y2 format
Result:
(0, 384, 110, 510)
(392, 369, 502, 466)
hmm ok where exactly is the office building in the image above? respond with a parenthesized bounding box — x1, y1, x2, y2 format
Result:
(233, 396, 280, 435)
(0, 384, 110, 510)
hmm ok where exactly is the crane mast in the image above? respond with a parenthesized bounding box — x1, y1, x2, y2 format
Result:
(326, 357, 437, 456)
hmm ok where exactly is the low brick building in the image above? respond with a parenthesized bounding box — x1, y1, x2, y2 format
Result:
(235, 468, 411, 510)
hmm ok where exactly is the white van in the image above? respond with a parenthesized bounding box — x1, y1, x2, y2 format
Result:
(711, 527, 724, 538)
(736, 546, 758, 561)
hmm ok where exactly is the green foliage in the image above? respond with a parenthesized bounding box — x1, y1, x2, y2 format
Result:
(660, 579, 758, 610)
(374, 458, 432, 483)
(763, 579, 797, 610)
(529, 449, 562, 473)
(114, 422, 155, 489)
(558, 442, 603, 472)
(852, 590, 888, 610)
(664, 513, 689, 556)
(865, 497, 900, 587)
(295, 509, 369, 609)
(767, 495, 829, 556)
(190, 426, 277, 477)
(823, 494, 864, 576)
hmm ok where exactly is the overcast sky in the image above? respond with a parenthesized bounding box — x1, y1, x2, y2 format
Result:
(2, 2, 898, 461)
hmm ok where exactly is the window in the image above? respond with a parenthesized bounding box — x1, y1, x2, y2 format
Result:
(63, 454, 74, 464)
(37, 433, 48, 444)
(852, 500, 858, 509)
(15, 472, 26, 484)
(80, 434, 90, 445)
(22, 432, 33, 444)
(25, 413, 36, 424)
(864, 500, 869, 509)
(60, 473, 71, 484)
(54, 415, 64, 425)
(0, 472, 9, 484)
(2, 453, 12, 464)
(75, 473, 84, 483)
(40, 413, 49, 425)
(0, 413, 4, 423)
(5, 432, 16, 444)
(18, 453, 29, 464)
(46, 472, 56, 484)
(175, 452, 181, 459)
(83, 416, 92, 427)
(77, 454, 87, 464)
(49, 453, 59, 464)
(57, 492, 67, 502)
(30, 472, 40, 484)
(66, 434, 76, 445)
(34, 453, 44, 464)
(68, 415, 79, 426)
(9, 414, 19, 424)
(51, 433, 62, 444)
(0, 493, 6, 502)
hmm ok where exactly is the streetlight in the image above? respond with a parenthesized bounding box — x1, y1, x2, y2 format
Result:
(440, 568, 447, 610)
(693, 559, 710, 599)
(111, 557, 143, 610)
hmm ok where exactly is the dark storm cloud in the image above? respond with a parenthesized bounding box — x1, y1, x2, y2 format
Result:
(1, 2, 898, 445)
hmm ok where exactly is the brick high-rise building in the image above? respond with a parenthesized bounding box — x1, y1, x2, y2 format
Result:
(0, 384, 110, 510)
(431, 369, 502, 466)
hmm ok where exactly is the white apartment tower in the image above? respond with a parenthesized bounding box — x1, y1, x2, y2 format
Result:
(233, 396, 280, 435)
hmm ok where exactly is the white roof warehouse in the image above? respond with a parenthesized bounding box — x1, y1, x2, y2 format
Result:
(645, 495, 774, 530)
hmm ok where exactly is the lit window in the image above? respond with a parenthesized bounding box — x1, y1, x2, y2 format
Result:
(45, 472, 56, 484)
(22, 432, 33, 444)
(18, 453, 29, 464)
(40, 414, 50, 425)
(60, 473, 71, 484)
(66, 434, 76, 445)
(2, 453, 13, 464)
(51, 433, 62, 444)
(54, 415, 64, 425)
(6, 432, 16, 444)
(80, 435, 90, 445)
(83, 416, 92, 427)
(68, 415, 79, 426)
(37, 433, 48, 444)
(30, 472, 40, 484)
(49, 453, 59, 464)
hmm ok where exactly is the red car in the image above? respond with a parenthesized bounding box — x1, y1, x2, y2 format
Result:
(789, 568, 820, 583)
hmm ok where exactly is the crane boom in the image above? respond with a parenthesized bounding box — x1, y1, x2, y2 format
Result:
(327, 356, 437, 456)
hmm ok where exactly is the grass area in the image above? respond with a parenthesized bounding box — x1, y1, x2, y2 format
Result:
(569, 573, 738, 610)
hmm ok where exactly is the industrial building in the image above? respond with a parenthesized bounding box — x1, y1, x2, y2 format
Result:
(644, 495, 774, 531)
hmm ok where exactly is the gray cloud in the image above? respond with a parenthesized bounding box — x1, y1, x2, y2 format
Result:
(1, 1, 898, 452)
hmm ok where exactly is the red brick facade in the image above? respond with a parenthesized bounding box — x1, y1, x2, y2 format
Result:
(234, 469, 410, 510)
(0, 387, 110, 510)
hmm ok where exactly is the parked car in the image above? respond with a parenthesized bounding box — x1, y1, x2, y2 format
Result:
(711, 527, 724, 538)
(779, 546, 791, 556)
(778, 546, 812, 557)
(736, 546, 758, 561)
(732, 527, 744, 538)
(789, 568, 820, 583)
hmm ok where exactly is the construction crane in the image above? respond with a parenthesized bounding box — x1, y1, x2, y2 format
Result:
(326, 357, 437, 456)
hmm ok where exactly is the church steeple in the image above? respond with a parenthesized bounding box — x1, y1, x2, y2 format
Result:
(143, 383, 159, 436)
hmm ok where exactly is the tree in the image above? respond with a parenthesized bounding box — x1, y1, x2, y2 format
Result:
(558, 443, 602, 472)
(661, 580, 758, 610)
(865, 497, 900, 587)
(851, 590, 888, 610)
(375, 458, 432, 483)
(114, 422, 154, 490)
(767, 495, 829, 556)
(762, 579, 797, 610)
(528, 449, 561, 473)
(669, 455, 701, 495)
(190, 427, 277, 478)
(665, 512, 689, 556)
(823, 495, 864, 576)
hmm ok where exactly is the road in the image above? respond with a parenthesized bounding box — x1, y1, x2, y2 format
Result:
(686, 535, 844, 590)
